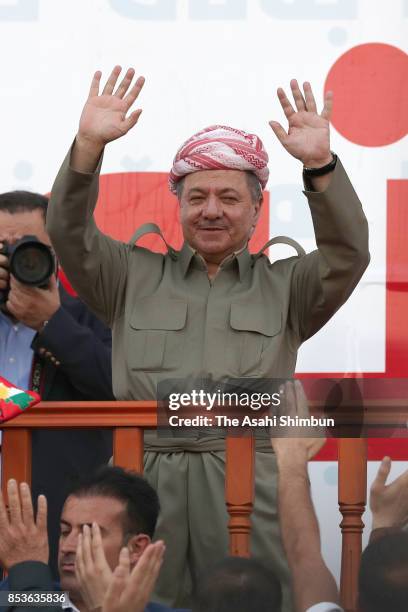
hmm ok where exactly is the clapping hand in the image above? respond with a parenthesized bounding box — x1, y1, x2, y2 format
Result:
(75, 522, 164, 612)
(0, 480, 48, 570)
(75, 523, 114, 610)
(269, 80, 333, 169)
(102, 542, 165, 612)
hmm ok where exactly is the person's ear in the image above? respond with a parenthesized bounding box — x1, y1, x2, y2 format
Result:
(126, 533, 151, 565)
(250, 196, 263, 237)
(254, 195, 263, 220)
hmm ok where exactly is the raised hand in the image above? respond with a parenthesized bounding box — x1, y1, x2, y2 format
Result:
(370, 457, 408, 530)
(0, 480, 48, 570)
(269, 79, 333, 168)
(78, 66, 144, 148)
(72, 66, 145, 172)
(270, 380, 326, 462)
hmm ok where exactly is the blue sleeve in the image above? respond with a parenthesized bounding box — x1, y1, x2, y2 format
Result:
(0, 563, 61, 612)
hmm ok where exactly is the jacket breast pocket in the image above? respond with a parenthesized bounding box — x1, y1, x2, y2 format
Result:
(128, 298, 187, 371)
(227, 302, 282, 376)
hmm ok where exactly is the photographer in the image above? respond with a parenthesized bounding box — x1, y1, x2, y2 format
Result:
(0, 190, 114, 578)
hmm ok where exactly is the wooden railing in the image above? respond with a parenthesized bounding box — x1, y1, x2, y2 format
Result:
(1, 400, 407, 612)
(0, 401, 256, 567)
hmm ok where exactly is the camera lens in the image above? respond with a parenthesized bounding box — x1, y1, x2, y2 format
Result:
(10, 239, 54, 286)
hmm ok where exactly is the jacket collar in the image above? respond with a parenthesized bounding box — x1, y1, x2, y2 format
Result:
(178, 242, 251, 281)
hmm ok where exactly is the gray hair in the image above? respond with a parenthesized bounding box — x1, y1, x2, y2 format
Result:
(176, 171, 263, 204)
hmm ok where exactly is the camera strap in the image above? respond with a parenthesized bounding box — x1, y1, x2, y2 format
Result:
(30, 357, 45, 395)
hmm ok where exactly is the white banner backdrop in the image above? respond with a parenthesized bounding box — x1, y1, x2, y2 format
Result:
(0, 0, 407, 583)
(1, 0, 407, 373)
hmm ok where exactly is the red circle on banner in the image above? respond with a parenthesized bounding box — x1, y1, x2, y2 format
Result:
(325, 43, 408, 146)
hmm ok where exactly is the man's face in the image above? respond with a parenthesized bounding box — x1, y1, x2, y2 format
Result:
(0, 209, 50, 246)
(179, 170, 261, 263)
(58, 495, 127, 595)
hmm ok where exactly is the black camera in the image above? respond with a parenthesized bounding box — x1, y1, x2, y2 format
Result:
(0, 235, 55, 304)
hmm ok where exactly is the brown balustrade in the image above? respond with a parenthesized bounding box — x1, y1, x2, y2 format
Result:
(0, 401, 256, 559)
(1, 401, 157, 486)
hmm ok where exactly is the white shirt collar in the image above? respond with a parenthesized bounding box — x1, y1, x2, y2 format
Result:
(61, 594, 81, 612)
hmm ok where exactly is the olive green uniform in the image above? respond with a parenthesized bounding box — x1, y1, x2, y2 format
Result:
(48, 147, 369, 609)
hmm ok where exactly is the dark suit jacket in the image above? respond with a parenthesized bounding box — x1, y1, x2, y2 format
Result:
(30, 284, 114, 579)
(0, 562, 190, 612)
(30, 284, 114, 400)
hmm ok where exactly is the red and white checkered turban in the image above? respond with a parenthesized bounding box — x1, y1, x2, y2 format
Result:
(169, 125, 269, 194)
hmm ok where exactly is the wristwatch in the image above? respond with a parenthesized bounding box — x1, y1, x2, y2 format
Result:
(303, 152, 337, 177)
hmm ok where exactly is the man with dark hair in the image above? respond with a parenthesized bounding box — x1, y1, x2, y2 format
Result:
(57, 466, 161, 608)
(192, 557, 282, 612)
(357, 452, 408, 612)
(0, 468, 187, 612)
(66, 466, 160, 539)
(358, 531, 408, 612)
(0, 190, 114, 577)
(0, 190, 49, 217)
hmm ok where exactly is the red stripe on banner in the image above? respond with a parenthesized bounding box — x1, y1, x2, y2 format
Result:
(313, 438, 408, 462)
(306, 179, 408, 460)
(385, 180, 408, 377)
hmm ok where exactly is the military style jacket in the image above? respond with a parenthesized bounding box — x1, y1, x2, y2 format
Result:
(48, 149, 369, 444)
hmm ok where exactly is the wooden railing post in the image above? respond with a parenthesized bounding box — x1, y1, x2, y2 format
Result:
(1, 429, 32, 494)
(225, 434, 255, 557)
(113, 427, 144, 473)
(338, 438, 367, 612)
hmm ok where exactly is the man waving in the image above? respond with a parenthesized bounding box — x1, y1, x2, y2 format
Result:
(47, 67, 369, 610)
